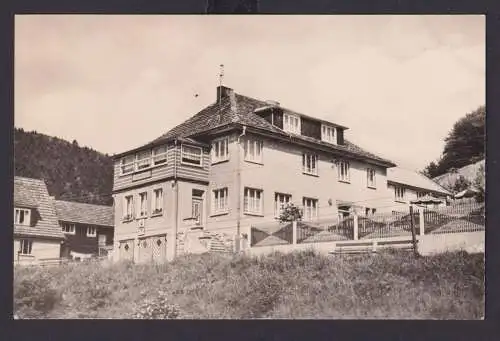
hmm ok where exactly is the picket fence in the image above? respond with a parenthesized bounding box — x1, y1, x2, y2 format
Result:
(249, 202, 485, 253)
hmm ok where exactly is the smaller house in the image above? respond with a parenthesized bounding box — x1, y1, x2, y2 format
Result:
(54, 200, 114, 260)
(14, 177, 64, 265)
(387, 167, 452, 210)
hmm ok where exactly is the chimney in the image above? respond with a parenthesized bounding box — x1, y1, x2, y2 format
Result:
(217, 85, 237, 111)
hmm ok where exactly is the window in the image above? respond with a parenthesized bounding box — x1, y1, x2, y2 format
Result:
(14, 208, 31, 226)
(87, 226, 97, 237)
(302, 153, 318, 175)
(19, 239, 32, 255)
(367, 168, 376, 188)
(152, 188, 164, 215)
(338, 161, 350, 182)
(283, 113, 301, 134)
(139, 192, 148, 217)
(395, 186, 406, 202)
(338, 205, 351, 221)
(365, 208, 377, 216)
(152, 145, 167, 165)
(181, 145, 202, 166)
(211, 138, 229, 163)
(121, 155, 135, 175)
(61, 222, 76, 234)
(303, 197, 318, 221)
(136, 150, 152, 171)
(243, 138, 263, 163)
(212, 188, 229, 214)
(321, 124, 336, 144)
(123, 195, 134, 221)
(417, 192, 428, 198)
(274, 193, 292, 218)
(244, 188, 263, 215)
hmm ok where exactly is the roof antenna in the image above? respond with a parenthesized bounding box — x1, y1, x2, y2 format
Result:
(218, 64, 224, 104)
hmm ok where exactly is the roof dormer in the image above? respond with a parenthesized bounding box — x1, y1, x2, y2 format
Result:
(14, 206, 32, 226)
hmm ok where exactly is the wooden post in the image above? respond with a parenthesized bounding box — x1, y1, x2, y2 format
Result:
(353, 214, 359, 240)
(409, 205, 419, 257)
(292, 220, 297, 245)
(419, 208, 425, 236)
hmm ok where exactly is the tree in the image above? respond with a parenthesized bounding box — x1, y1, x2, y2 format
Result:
(423, 161, 440, 178)
(277, 203, 302, 223)
(452, 175, 471, 193)
(474, 164, 485, 203)
(423, 105, 485, 177)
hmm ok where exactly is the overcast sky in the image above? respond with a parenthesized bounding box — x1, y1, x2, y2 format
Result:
(15, 15, 484, 171)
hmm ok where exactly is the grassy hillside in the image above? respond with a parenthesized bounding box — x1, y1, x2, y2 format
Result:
(14, 128, 113, 206)
(14, 250, 484, 319)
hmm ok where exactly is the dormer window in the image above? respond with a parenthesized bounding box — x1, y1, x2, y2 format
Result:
(321, 124, 336, 144)
(14, 208, 31, 226)
(283, 113, 301, 134)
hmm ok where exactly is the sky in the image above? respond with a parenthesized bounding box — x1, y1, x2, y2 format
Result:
(14, 15, 485, 171)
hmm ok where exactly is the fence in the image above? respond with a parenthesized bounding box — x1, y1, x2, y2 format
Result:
(249, 202, 485, 253)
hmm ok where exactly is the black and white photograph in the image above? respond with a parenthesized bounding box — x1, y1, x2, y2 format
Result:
(13, 14, 485, 319)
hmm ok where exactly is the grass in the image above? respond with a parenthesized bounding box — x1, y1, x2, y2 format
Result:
(13, 249, 484, 319)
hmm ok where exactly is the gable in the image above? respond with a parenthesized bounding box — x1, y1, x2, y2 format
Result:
(14, 177, 64, 239)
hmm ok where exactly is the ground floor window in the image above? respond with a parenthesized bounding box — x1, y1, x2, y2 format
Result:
(244, 187, 263, 215)
(302, 197, 318, 220)
(19, 239, 33, 255)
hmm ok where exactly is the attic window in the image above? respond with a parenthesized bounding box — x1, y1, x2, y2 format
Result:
(321, 124, 336, 144)
(14, 208, 31, 226)
(283, 113, 301, 134)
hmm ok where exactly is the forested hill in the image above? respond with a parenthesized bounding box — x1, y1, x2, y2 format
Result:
(14, 128, 114, 206)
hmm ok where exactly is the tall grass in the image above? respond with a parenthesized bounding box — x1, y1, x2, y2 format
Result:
(13, 250, 484, 319)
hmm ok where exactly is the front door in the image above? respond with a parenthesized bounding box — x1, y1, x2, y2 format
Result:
(152, 235, 167, 263)
(119, 239, 134, 261)
(192, 197, 203, 226)
(138, 237, 153, 263)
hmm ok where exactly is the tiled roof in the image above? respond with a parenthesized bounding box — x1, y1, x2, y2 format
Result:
(142, 88, 395, 167)
(387, 167, 452, 196)
(54, 200, 114, 227)
(14, 176, 64, 239)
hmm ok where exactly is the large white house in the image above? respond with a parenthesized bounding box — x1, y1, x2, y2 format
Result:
(111, 85, 408, 263)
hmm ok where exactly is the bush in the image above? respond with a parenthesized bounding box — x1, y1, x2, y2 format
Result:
(14, 270, 60, 318)
(134, 291, 181, 319)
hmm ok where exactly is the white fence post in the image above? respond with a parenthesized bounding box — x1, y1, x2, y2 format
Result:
(292, 220, 297, 245)
(419, 208, 425, 236)
(353, 214, 359, 241)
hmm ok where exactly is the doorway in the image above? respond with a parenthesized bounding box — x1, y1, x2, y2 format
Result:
(192, 189, 204, 227)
